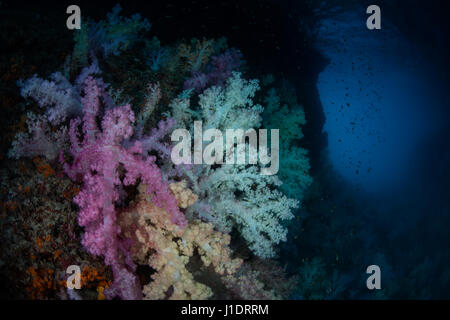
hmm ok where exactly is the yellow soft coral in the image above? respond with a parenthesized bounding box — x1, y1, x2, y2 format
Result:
(180, 220, 242, 275)
(119, 182, 242, 300)
(169, 180, 198, 208)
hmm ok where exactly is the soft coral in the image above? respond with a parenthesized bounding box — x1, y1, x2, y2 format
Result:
(61, 76, 186, 299)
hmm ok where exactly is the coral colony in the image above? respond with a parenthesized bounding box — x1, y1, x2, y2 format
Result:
(3, 0, 450, 302)
(1, 5, 311, 299)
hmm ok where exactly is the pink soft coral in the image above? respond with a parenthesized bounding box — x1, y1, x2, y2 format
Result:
(60, 76, 186, 299)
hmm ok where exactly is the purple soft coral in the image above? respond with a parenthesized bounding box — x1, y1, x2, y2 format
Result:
(183, 49, 243, 92)
(208, 49, 243, 87)
(61, 76, 186, 299)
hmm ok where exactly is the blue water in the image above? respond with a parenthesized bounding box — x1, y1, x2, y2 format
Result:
(315, 7, 444, 194)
